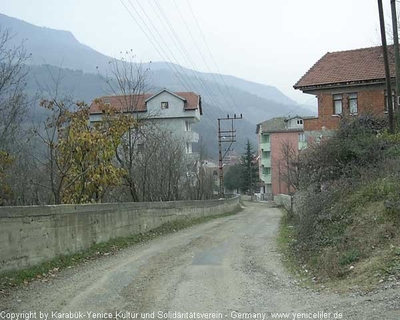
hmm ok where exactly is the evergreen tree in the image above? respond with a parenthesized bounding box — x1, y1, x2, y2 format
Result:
(240, 140, 259, 194)
(224, 164, 243, 192)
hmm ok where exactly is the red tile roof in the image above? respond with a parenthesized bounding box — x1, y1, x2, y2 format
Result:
(90, 91, 202, 114)
(294, 45, 396, 90)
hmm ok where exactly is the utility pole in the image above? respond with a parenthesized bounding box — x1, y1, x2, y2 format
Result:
(378, 0, 395, 133)
(217, 114, 243, 198)
(391, 0, 400, 114)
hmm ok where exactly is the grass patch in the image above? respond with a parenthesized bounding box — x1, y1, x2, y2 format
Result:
(0, 206, 242, 292)
(277, 209, 311, 286)
(339, 249, 360, 266)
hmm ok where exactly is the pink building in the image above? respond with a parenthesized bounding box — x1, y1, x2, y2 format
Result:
(256, 116, 307, 196)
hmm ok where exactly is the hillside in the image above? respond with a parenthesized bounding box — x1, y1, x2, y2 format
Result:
(281, 116, 400, 291)
(0, 12, 314, 157)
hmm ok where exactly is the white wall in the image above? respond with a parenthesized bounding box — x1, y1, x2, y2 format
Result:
(146, 91, 201, 121)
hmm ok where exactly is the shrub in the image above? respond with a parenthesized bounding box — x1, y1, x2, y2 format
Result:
(289, 115, 400, 283)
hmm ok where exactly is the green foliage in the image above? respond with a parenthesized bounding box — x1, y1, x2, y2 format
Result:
(240, 140, 259, 194)
(339, 249, 360, 266)
(224, 164, 244, 192)
(358, 178, 399, 203)
(299, 115, 390, 188)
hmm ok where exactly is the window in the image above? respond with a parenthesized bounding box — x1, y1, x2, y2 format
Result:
(296, 119, 303, 125)
(385, 90, 395, 112)
(298, 133, 306, 142)
(263, 151, 271, 158)
(348, 93, 358, 114)
(333, 94, 343, 115)
(186, 142, 190, 153)
(185, 121, 191, 131)
(263, 167, 271, 175)
(161, 101, 169, 109)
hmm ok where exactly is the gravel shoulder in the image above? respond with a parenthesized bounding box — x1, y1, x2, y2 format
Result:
(1, 202, 400, 319)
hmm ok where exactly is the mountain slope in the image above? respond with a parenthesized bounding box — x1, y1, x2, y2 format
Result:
(0, 13, 308, 111)
(0, 13, 112, 73)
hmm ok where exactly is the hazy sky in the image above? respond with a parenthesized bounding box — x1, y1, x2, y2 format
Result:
(0, 0, 393, 106)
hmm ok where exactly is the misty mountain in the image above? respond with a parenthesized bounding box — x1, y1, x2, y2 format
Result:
(0, 12, 314, 158)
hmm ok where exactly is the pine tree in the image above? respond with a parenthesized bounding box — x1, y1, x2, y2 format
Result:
(240, 140, 259, 194)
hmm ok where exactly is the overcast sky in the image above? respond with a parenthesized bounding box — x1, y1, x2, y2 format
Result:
(0, 0, 393, 106)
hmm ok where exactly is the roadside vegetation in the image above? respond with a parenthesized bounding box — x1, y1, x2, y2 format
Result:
(282, 115, 400, 291)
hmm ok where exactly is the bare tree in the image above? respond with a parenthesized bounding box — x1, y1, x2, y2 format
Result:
(0, 27, 31, 204)
(277, 139, 300, 195)
(0, 27, 30, 150)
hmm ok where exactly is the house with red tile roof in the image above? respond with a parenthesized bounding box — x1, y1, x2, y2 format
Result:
(89, 88, 202, 155)
(294, 45, 396, 140)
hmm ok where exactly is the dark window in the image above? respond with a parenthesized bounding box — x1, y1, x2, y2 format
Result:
(161, 101, 169, 109)
(333, 94, 343, 115)
(296, 119, 303, 125)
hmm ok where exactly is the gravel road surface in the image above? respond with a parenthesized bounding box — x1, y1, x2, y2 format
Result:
(1, 202, 400, 319)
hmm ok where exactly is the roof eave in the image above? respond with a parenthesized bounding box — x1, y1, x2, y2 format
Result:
(145, 88, 186, 102)
(294, 78, 392, 92)
(262, 129, 304, 134)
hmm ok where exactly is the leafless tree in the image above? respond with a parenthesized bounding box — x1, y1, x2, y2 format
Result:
(277, 139, 300, 195)
(0, 27, 30, 152)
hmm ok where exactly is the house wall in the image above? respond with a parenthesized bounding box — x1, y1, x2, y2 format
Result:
(146, 91, 201, 121)
(0, 197, 240, 273)
(287, 117, 304, 129)
(270, 131, 301, 196)
(304, 84, 388, 132)
(150, 118, 199, 145)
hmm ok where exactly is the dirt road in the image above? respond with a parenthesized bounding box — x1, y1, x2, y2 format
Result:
(1, 202, 400, 319)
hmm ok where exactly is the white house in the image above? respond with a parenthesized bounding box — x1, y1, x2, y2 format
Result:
(89, 89, 202, 155)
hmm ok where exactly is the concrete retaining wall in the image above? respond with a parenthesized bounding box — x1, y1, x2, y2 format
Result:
(274, 194, 293, 212)
(0, 197, 240, 273)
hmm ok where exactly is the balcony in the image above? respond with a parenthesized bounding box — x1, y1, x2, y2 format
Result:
(261, 173, 271, 183)
(260, 142, 271, 151)
(261, 157, 271, 167)
(184, 130, 199, 143)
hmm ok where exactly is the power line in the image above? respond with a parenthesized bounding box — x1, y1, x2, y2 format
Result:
(185, 0, 242, 115)
(120, 0, 219, 129)
(151, 0, 226, 119)
(170, 0, 229, 110)
(131, 0, 223, 128)
(119, 0, 190, 92)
